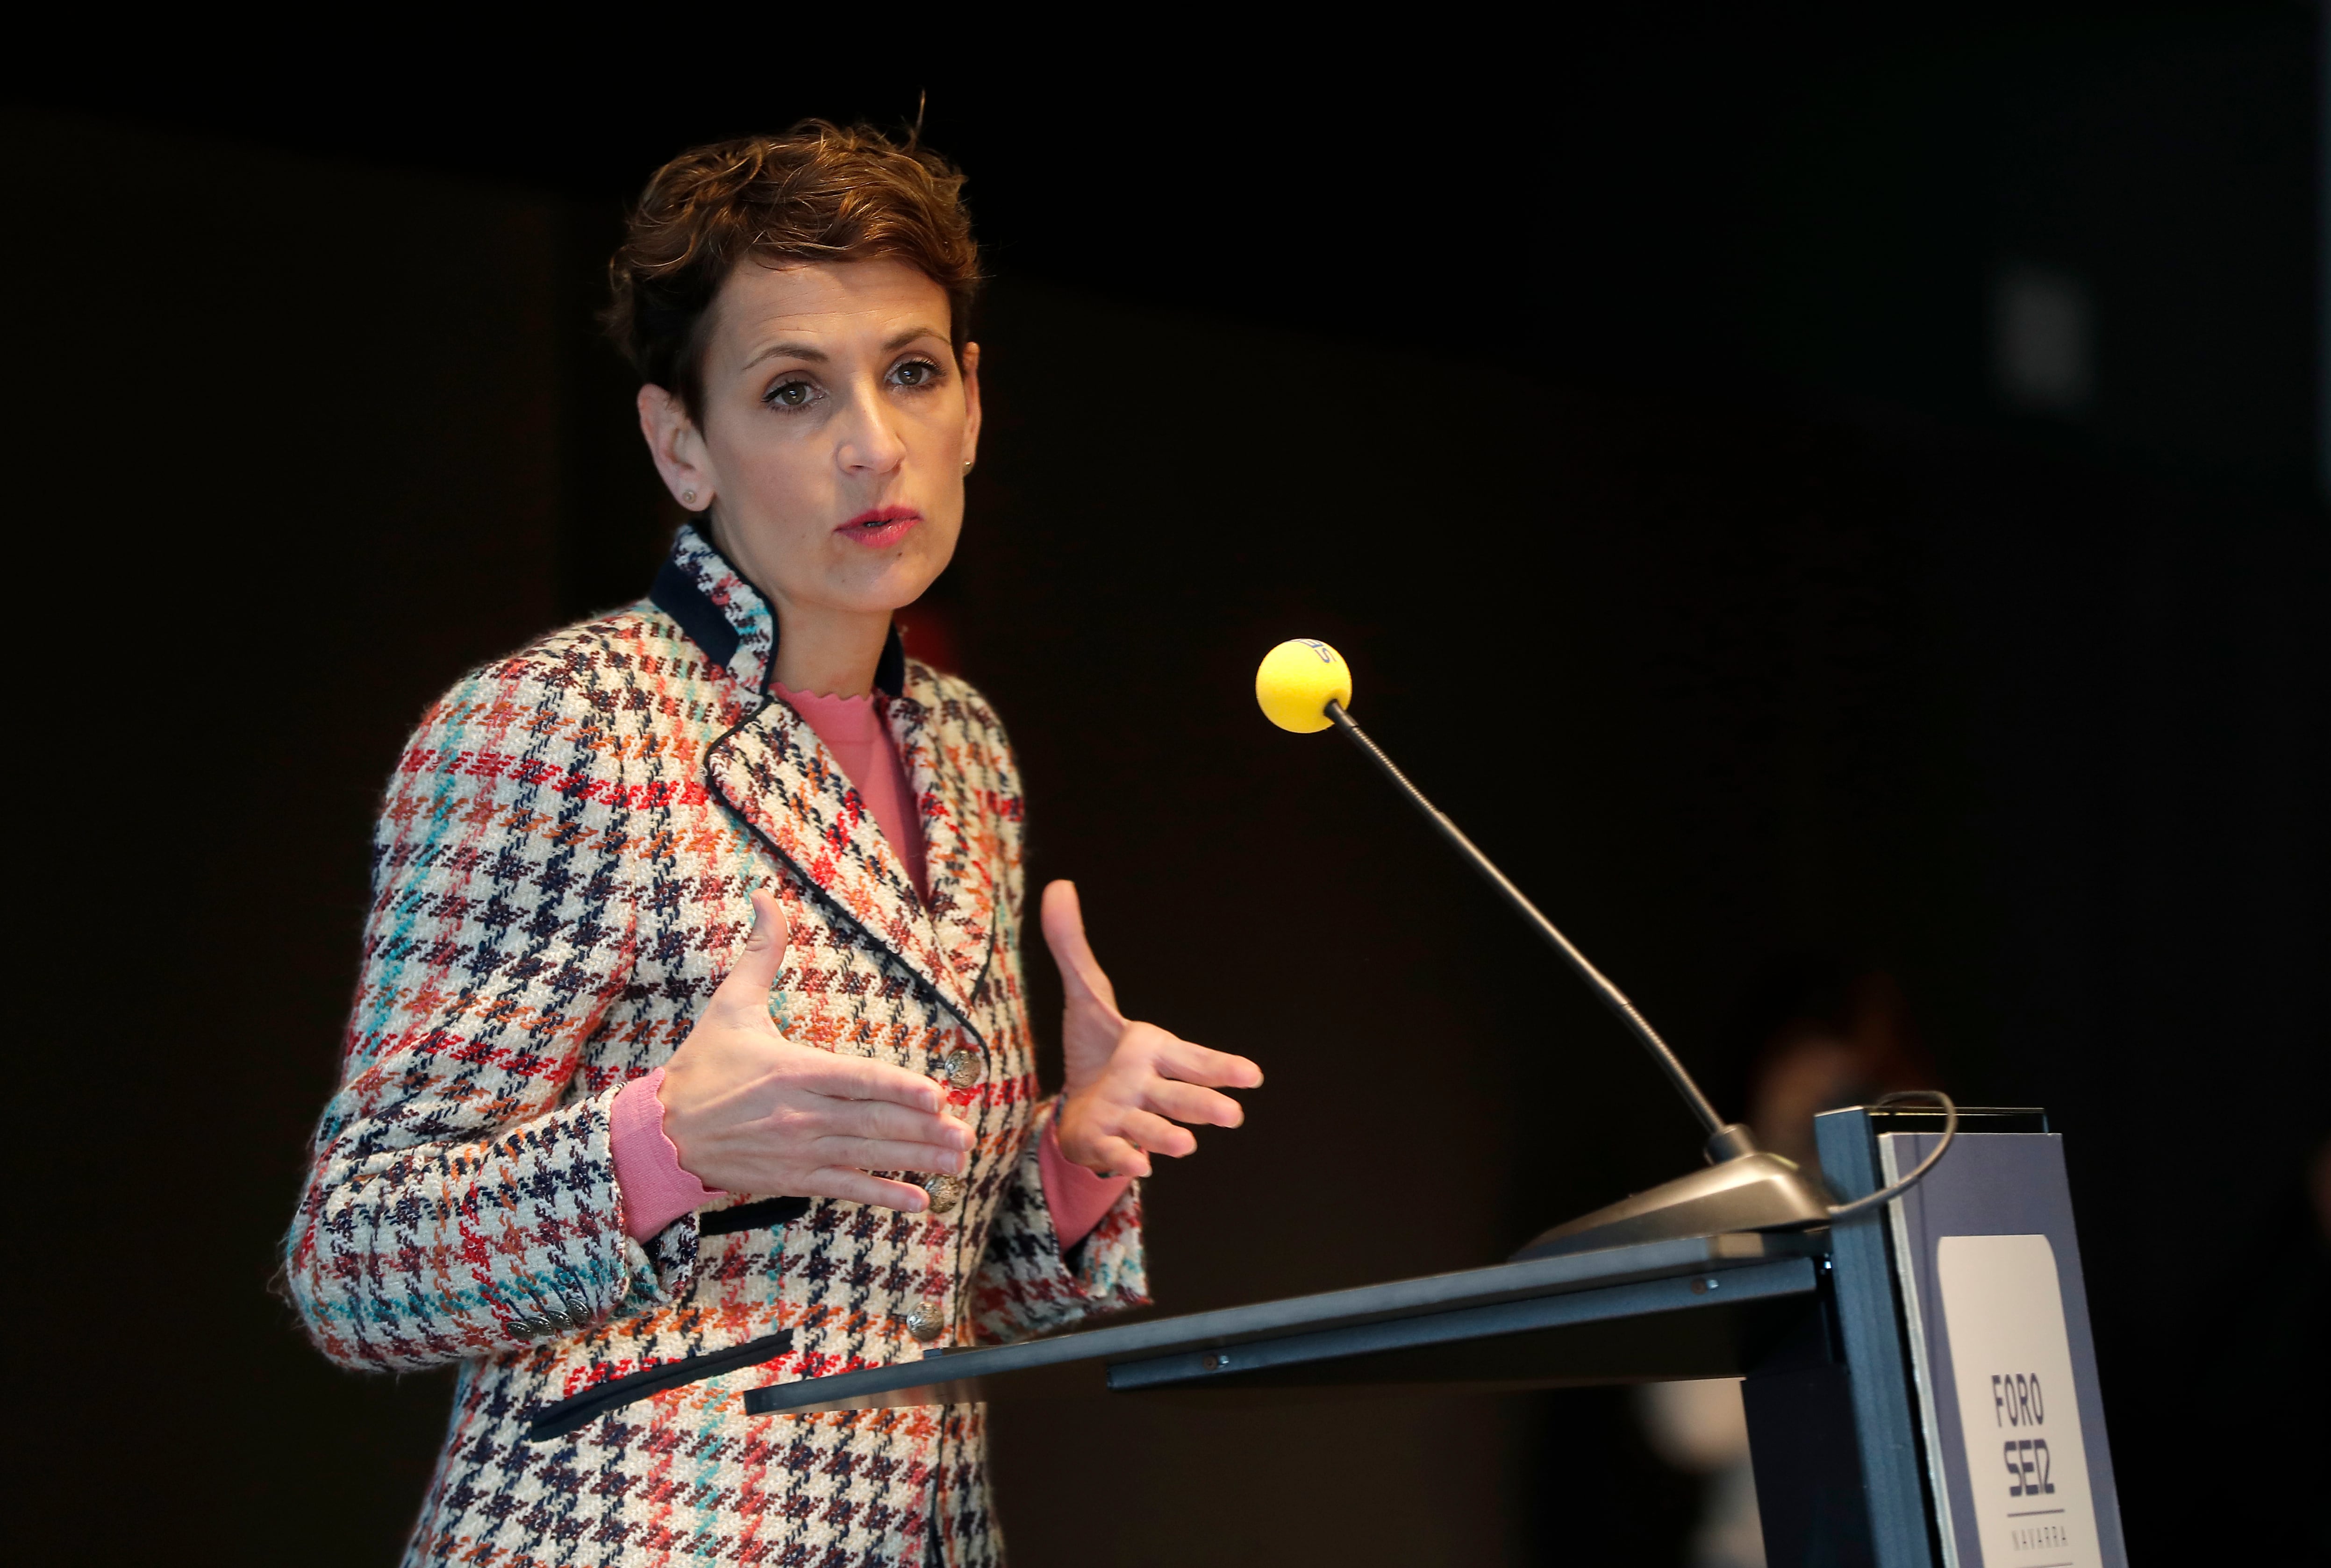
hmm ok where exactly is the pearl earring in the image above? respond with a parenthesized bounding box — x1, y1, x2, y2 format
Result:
(961, 459, 974, 475)
(683, 489, 697, 506)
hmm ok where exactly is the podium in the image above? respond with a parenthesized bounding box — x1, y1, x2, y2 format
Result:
(747, 1104, 2128, 1568)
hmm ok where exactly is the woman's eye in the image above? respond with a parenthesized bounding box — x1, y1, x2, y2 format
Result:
(765, 378, 820, 410)
(892, 359, 941, 388)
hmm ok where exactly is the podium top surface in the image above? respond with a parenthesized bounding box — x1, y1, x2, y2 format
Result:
(745, 1229, 1825, 1417)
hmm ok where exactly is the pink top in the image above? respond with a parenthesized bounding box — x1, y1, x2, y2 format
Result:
(610, 1066, 718, 1236)
(1037, 1116, 1131, 1247)
(610, 676, 1129, 1248)
(770, 682, 927, 901)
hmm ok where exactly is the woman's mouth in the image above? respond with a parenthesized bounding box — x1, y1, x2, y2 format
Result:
(837, 506, 922, 548)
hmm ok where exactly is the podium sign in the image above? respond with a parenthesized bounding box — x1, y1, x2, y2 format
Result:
(1934, 1236, 2100, 1564)
(1877, 1126, 2127, 1568)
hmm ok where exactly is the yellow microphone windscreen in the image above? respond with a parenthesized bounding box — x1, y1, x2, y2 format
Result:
(1255, 639, 1353, 733)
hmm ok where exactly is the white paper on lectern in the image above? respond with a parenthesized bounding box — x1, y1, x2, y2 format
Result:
(1936, 1235, 2099, 1568)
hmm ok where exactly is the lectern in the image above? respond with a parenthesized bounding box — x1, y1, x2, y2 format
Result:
(751, 650, 2127, 1564)
(747, 1102, 2126, 1568)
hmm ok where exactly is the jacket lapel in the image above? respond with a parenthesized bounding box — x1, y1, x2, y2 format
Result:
(885, 673, 997, 1001)
(706, 701, 975, 1026)
(654, 527, 979, 1026)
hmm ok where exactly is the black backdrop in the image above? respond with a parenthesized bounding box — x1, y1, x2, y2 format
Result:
(7, 13, 2325, 1563)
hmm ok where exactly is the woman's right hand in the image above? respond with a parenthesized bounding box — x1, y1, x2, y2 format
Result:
(658, 890, 971, 1212)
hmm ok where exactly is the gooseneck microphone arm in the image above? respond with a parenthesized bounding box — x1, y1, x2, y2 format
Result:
(1324, 700, 1728, 1140)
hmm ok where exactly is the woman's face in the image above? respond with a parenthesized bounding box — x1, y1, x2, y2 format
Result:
(648, 257, 980, 627)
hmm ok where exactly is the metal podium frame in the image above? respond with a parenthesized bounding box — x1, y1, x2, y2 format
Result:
(748, 1231, 1826, 1415)
(738, 1105, 2119, 1568)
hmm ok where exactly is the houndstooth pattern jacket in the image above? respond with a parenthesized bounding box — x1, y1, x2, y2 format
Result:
(285, 525, 1148, 1567)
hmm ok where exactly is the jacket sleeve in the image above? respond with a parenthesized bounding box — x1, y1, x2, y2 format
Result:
(283, 655, 700, 1373)
(950, 677, 1150, 1343)
(968, 1097, 1150, 1345)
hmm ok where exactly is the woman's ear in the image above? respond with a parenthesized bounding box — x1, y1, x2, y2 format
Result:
(638, 384, 714, 511)
(958, 342, 982, 471)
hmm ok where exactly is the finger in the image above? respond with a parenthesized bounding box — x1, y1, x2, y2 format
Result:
(817, 1096, 973, 1149)
(1039, 880, 1122, 1017)
(1121, 1109, 1198, 1159)
(802, 1169, 934, 1212)
(822, 1138, 973, 1175)
(789, 1051, 948, 1115)
(710, 890, 790, 1018)
(1144, 1078, 1247, 1129)
(1083, 1135, 1153, 1180)
(1156, 1037, 1265, 1090)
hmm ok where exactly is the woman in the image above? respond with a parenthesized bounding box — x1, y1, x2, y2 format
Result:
(285, 122, 1262, 1568)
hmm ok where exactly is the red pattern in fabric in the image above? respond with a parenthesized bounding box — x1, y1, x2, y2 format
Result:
(285, 527, 1147, 1567)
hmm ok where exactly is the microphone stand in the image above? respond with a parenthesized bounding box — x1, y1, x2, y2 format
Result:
(1323, 700, 1837, 1258)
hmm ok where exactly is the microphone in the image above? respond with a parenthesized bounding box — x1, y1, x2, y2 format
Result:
(1254, 639, 1953, 1256)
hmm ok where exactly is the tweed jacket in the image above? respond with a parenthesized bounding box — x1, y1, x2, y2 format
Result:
(285, 525, 1149, 1568)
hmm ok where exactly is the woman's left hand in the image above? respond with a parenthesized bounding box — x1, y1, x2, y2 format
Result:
(1041, 879, 1264, 1177)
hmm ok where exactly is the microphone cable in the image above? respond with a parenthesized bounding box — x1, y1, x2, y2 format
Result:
(1826, 1090, 1959, 1219)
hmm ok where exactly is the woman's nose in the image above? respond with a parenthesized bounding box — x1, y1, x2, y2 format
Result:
(835, 388, 909, 476)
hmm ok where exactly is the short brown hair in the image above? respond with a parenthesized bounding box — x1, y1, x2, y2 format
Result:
(606, 121, 982, 418)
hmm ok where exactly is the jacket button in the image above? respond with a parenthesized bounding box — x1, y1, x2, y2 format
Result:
(942, 1048, 983, 1090)
(920, 1173, 964, 1214)
(904, 1298, 947, 1342)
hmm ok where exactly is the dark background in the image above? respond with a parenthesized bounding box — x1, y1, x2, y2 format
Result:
(8, 7, 2325, 1563)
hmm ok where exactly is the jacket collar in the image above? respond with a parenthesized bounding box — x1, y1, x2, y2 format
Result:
(650, 522, 905, 697)
(658, 527, 986, 1026)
